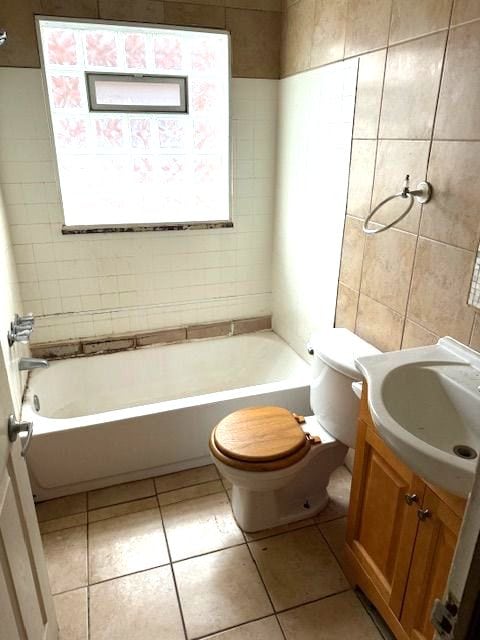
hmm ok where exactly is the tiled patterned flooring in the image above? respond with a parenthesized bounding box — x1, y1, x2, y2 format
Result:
(37, 465, 387, 640)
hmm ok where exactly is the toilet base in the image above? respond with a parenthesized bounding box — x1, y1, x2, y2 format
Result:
(228, 440, 348, 532)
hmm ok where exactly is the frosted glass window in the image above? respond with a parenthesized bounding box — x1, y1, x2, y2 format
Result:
(37, 19, 230, 228)
(87, 74, 187, 112)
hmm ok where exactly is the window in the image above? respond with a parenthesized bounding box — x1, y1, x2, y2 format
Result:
(37, 18, 231, 230)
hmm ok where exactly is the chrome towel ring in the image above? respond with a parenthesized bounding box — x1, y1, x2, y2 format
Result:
(363, 175, 432, 235)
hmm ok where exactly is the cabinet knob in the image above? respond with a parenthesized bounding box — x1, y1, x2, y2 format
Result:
(417, 508, 431, 521)
(404, 493, 418, 505)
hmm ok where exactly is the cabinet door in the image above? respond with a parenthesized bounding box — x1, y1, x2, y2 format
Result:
(400, 487, 462, 640)
(346, 420, 425, 617)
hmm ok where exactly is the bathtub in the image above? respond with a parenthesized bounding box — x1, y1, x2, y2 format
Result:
(23, 331, 311, 500)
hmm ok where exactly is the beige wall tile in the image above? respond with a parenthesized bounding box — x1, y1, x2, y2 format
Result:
(226, 0, 283, 10)
(54, 588, 88, 640)
(353, 49, 386, 139)
(435, 21, 480, 140)
(88, 478, 155, 510)
(89, 566, 184, 640)
(187, 320, 231, 339)
(408, 237, 476, 341)
(99, 0, 165, 22)
(344, 0, 392, 58)
(40, 0, 99, 16)
(379, 32, 446, 139)
(42, 525, 88, 594)
(164, 2, 225, 28)
(335, 284, 358, 331)
(452, 0, 480, 25)
(40, 512, 87, 534)
(88, 508, 169, 583)
(136, 327, 186, 347)
(227, 9, 282, 79)
(346, 139, 377, 218)
(402, 319, 439, 348)
(470, 314, 480, 351)
(0, 1, 41, 67)
(155, 464, 219, 493)
(163, 0, 223, 5)
(162, 492, 243, 560)
(249, 526, 349, 610)
(83, 336, 135, 355)
(339, 216, 365, 290)
(279, 590, 383, 640)
(310, 0, 347, 68)
(371, 139, 430, 233)
(356, 294, 404, 351)
(361, 227, 417, 314)
(281, 0, 315, 76)
(31, 341, 81, 359)
(232, 315, 271, 334)
(420, 142, 480, 251)
(174, 545, 273, 638)
(389, 0, 452, 44)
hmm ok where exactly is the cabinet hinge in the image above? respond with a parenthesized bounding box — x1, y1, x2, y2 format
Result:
(431, 594, 459, 639)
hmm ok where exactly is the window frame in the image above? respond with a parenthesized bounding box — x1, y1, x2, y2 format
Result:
(35, 16, 233, 234)
(86, 72, 189, 114)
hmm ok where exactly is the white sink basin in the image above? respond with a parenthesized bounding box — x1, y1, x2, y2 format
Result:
(356, 337, 480, 497)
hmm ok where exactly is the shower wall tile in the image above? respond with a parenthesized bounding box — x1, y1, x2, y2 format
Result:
(335, 284, 358, 332)
(352, 49, 386, 139)
(0, 71, 277, 343)
(346, 140, 377, 218)
(344, 0, 392, 58)
(281, 0, 315, 76)
(451, 0, 480, 25)
(98, 0, 166, 23)
(402, 320, 439, 349)
(339, 216, 365, 291)
(356, 294, 404, 352)
(310, 0, 347, 68)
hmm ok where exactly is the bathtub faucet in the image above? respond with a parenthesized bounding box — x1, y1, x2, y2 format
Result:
(18, 357, 49, 371)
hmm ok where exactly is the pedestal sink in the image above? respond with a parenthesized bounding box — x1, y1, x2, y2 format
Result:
(355, 337, 480, 497)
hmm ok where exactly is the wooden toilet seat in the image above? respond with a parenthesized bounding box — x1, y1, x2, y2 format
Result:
(210, 406, 313, 472)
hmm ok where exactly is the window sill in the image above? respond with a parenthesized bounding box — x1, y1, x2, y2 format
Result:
(61, 221, 234, 235)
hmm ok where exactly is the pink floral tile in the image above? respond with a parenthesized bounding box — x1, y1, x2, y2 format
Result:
(125, 34, 146, 69)
(86, 31, 118, 67)
(133, 157, 154, 183)
(158, 120, 185, 148)
(191, 40, 218, 72)
(192, 81, 217, 112)
(154, 37, 182, 71)
(159, 157, 184, 183)
(51, 76, 82, 108)
(194, 121, 217, 152)
(47, 29, 77, 66)
(130, 119, 152, 150)
(96, 119, 124, 147)
(55, 118, 87, 148)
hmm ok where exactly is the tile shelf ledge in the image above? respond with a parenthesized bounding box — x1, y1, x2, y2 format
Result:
(30, 315, 272, 360)
(62, 221, 234, 234)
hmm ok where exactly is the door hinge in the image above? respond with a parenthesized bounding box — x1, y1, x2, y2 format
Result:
(431, 594, 459, 639)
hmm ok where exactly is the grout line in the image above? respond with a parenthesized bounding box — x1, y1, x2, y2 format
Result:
(156, 494, 189, 640)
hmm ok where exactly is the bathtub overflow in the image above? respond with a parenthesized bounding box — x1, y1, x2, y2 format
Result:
(453, 445, 477, 460)
(33, 394, 41, 412)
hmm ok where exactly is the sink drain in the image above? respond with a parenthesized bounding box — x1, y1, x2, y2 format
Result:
(453, 445, 478, 460)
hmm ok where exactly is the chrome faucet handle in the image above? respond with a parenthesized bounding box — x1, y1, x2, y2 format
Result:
(8, 313, 35, 347)
(15, 313, 35, 327)
(401, 174, 411, 198)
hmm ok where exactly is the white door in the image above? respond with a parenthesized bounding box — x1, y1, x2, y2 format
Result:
(0, 350, 57, 639)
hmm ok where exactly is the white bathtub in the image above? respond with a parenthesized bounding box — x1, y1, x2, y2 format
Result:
(23, 332, 311, 500)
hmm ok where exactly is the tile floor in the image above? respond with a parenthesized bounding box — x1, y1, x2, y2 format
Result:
(37, 464, 390, 640)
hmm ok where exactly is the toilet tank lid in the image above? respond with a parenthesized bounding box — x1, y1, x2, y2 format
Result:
(309, 328, 380, 380)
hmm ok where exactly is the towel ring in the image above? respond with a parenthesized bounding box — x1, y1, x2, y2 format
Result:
(363, 175, 432, 235)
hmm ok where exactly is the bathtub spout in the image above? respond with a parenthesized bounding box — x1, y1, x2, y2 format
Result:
(19, 357, 49, 371)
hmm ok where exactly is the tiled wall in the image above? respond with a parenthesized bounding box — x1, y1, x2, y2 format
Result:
(282, 0, 480, 353)
(0, 185, 27, 411)
(0, 0, 282, 78)
(0, 70, 277, 343)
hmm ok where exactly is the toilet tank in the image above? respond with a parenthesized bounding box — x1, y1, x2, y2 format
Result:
(309, 329, 379, 448)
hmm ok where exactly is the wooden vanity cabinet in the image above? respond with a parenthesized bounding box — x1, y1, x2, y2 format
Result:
(344, 387, 466, 640)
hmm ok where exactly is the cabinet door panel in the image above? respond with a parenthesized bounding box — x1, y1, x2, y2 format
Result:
(347, 421, 423, 616)
(400, 488, 461, 640)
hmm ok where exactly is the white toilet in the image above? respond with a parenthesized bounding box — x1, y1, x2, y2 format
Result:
(209, 328, 379, 532)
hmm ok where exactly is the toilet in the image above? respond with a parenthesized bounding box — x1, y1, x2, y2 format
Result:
(209, 328, 379, 532)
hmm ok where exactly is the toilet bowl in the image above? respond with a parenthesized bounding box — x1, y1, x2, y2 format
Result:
(209, 329, 379, 532)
